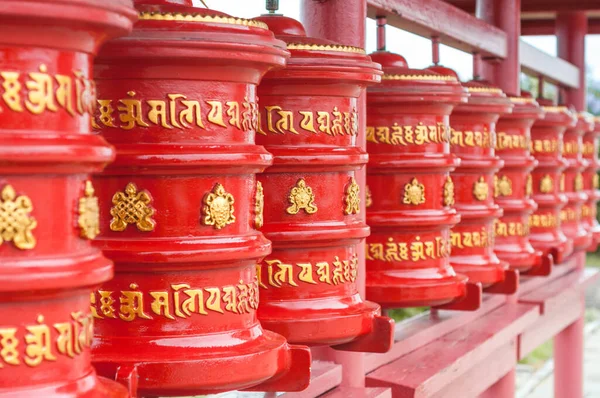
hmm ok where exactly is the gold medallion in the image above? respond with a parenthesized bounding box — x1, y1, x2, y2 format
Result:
(287, 179, 318, 215)
(0, 184, 37, 250)
(344, 178, 360, 215)
(403, 177, 426, 205)
(78, 181, 100, 239)
(255, 181, 264, 229)
(203, 183, 236, 230)
(473, 176, 489, 201)
(443, 176, 454, 206)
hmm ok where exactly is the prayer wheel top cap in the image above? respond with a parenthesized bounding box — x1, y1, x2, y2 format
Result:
(504, 91, 545, 120)
(535, 98, 577, 127)
(367, 51, 467, 105)
(429, 65, 513, 113)
(575, 111, 595, 132)
(0, 0, 137, 54)
(96, 1, 290, 84)
(253, 14, 382, 85)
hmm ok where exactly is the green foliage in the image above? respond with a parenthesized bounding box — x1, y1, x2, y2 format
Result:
(386, 307, 428, 322)
(519, 340, 553, 369)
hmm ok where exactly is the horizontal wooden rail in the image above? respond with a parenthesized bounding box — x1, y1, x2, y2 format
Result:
(366, 0, 507, 58)
(520, 40, 580, 88)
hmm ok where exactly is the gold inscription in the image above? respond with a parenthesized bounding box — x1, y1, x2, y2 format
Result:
(531, 139, 560, 154)
(262, 105, 357, 137)
(367, 236, 450, 262)
(91, 279, 259, 321)
(367, 122, 448, 146)
(0, 65, 95, 118)
(0, 312, 93, 368)
(450, 128, 494, 148)
(563, 140, 580, 155)
(530, 213, 559, 228)
(496, 132, 529, 150)
(494, 220, 529, 237)
(257, 255, 358, 288)
(451, 227, 493, 249)
(561, 208, 579, 222)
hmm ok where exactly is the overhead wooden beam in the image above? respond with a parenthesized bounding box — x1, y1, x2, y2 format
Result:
(520, 40, 579, 88)
(445, 0, 600, 13)
(366, 0, 507, 58)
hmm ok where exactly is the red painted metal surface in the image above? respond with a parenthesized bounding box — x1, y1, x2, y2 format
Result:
(584, 118, 600, 251)
(529, 103, 576, 264)
(365, 52, 482, 309)
(0, 1, 136, 396)
(493, 95, 546, 277)
(252, 14, 394, 353)
(90, 2, 312, 396)
(561, 113, 594, 253)
(365, 0, 507, 59)
(429, 66, 523, 288)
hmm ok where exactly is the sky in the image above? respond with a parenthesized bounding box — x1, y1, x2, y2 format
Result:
(194, 0, 600, 83)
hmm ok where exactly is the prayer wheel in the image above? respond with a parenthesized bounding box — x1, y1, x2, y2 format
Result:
(252, 14, 395, 352)
(494, 94, 546, 274)
(582, 116, 600, 252)
(0, 0, 136, 396)
(90, 2, 311, 396)
(365, 53, 480, 310)
(561, 112, 594, 252)
(529, 103, 576, 264)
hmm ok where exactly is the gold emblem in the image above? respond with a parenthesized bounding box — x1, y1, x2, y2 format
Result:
(526, 174, 533, 197)
(203, 183, 236, 230)
(560, 173, 565, 192)
(403, 178, 426, 205)
(473, 176, 489, 201)
(0, 184, 36, 250)
(575, 173, 584, 192)
(443, 176, 454, 206)
(78, 181, 100, 240)
(494, 175, 512, 197)
(540, 175, 553, 193)
(110, 183, 156, 232)
(287, 179, 317, 215)
(344, 178, 360, 215)
(365, 185, 373, 208)
(594, 174, 599, 190)
(255, 181, 264, 229)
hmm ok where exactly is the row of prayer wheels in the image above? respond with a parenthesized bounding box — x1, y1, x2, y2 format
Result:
(2, 0, 599, 396)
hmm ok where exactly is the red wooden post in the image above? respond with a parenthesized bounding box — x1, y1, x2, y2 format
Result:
(555, 11, 588, 398)
(300, 0, 371, 388)
(476, 0, 521, 96)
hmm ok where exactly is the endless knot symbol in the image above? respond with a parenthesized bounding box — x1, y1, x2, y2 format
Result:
(78, 181, 100, 239)
(286, 179, 318, 215)
(110, 183, 155, 232)
(0, 184, 37, 250)
(344, 178, 360, 215)
(203, 183, 236, 230)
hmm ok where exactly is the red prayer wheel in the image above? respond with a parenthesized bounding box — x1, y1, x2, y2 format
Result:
(90, 2, 311, 396)
(429, 65, 521, 289)
(582, 116, 600, 251)
(252, 15, 395, 352)
(529, 103, 576, 264)
(561, 111, 594, 252)
(493, 94, 546, 274)
(365, 53, 481, 310)
(0, 1, 136, 396)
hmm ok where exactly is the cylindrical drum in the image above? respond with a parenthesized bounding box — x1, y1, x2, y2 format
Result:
(529, 103, 576, 264)
(0, 1, 136, 396)
(582, 116, 600, 251)
(365, 53, 474, 309)
(494, 95, 544, 271)
(90, 2, 310, 396)
(561, 112, 593, 252)
(252, 15, 394, 351)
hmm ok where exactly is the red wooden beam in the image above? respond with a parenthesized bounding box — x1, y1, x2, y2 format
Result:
(446, 0, 600, 13)
(520, 40, 579, 88)
(522, 18, 600, 35)
(365, 303, 539, 397)
(366, 0, 507, 58)
(322, 387, 392, 398)
(281, 361, 342, 398)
